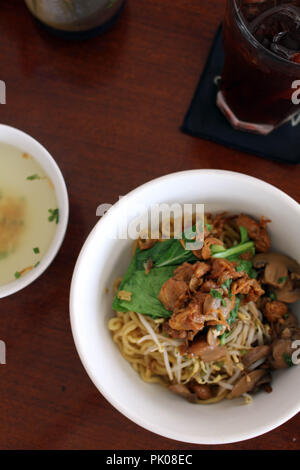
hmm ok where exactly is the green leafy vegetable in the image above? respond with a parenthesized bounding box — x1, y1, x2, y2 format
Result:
(211, 241, 255, 259)
(239, 226, 249, 244)
(227, 296, 240, 327)
(278, 276, 288, 284)
(220, 332, 230, 345)
(14, 271, 21, 279)
(33, 247, 40, 254)
(210, 289, 223, 300)
(230, 258, 257, 278)
(222, 279, 232, 291)
(219, 296, 241, 343)
(155, 239, 197, 267)
(112, 238, 199, 318)
(268, 291, 277, 301)
(283, 353, 294, 368)
(210, 245, 226, 254)
(221, 299, 227, 307)
(112, 266, 175, 318)
(205, 223, 213, 231)
(113, 222, 250, 321)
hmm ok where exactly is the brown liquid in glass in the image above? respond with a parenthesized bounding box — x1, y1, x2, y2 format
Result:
(220, 0, 300, 128)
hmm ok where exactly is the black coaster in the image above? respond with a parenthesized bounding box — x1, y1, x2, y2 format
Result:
(181, 25, 300, 164)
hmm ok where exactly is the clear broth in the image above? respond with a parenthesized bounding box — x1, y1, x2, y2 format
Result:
(0, 143, 58, 286)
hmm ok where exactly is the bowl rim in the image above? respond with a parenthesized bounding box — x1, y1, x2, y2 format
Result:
(70, 169, 300, 445)
(0, 124, 69, 298)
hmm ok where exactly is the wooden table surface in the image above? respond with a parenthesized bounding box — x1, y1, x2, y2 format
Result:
(0, 0, 299, 450)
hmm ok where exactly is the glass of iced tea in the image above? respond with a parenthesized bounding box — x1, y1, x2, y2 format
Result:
(218, 0, 300, 134)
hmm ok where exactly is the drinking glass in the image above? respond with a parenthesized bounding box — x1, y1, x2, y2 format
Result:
(217, 0, 300, 135)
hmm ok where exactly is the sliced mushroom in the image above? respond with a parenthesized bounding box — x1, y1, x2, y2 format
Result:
(270, 314, 300, 368)
(256, 373, 272, 388)
(188, 338, 227, 362)
(189, 383, 212, 400)
(274, 279, 300, 303)
(281, 325, 300, 340)
(254, 253, 300, 301)
(253, 253, 300, 273)
(231, 369, 267, 398)
(271, 338, 294, 369)
(253, 253, 300, 288)
(223, 353, 234, 376)
(282, 312, 299, 329)
(242, 345, 271, 369)
(168, 384, 197, 403)
(264, 263, 288, 288)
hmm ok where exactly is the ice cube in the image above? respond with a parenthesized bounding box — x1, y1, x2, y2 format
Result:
(249, 4, 300, 58)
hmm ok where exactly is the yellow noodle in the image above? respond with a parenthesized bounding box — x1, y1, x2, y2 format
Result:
(108, 214, 272, 404)
(108, 302, 271, 404)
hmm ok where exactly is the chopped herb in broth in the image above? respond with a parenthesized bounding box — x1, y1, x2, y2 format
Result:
(26, 174, 43, 181)
(0, 142, 58, 286)
(48, 208, 59, 224)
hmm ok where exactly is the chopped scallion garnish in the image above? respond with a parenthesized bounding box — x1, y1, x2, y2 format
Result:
(48, 208, 59, 224)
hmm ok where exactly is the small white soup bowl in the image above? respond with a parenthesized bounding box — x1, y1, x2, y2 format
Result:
(70, 170, 300, 444)
(0, 124, 69, 298)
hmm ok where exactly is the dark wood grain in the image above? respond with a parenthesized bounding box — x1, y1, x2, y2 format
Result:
(0, 0, 299, 450)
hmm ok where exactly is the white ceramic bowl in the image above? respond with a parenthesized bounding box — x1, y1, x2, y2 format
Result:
(0, 124, 69, 298)
(70, 170, 300, 445)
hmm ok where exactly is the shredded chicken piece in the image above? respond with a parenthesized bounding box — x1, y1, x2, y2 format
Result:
(173, 262, 195, 282)
(237, 214, 271, 253)
(263, 300, 288, 324)
(210, 258, 243, 286)
(211, 212, 236, 238)
(169, 294, 207, 333)
(158, 278, 189, 311)
(189, 262, 211, 292)
(231, 277, 265, 302)
(200, 279, 218, 292)
(163, 321, 187, 339)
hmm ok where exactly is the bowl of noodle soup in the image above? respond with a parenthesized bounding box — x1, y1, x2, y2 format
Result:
(70, 170, 300, 444)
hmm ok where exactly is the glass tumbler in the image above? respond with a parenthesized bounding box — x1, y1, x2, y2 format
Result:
(217, 0, 300, 135)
